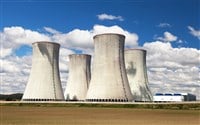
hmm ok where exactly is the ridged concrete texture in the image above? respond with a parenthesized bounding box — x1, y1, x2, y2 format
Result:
(65, 54, 91, 101)
(125, 49, 152, 101)
(22, 42, 64, 101)
(86, 33, 133, 102)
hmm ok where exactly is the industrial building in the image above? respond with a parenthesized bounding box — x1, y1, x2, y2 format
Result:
(65, 54, 91, 101)
(125, 49, 152, 102)
(153, 93, 196, 102)
(22, 42, 65, 101)
(86, 33, 133, 102)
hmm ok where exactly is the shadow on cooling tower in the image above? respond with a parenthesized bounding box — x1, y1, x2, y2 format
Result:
(133, 86, 153, 102)
(126, 61, 136, 77)
(125, 49, 153, 102)
(38, 43, 53, 63)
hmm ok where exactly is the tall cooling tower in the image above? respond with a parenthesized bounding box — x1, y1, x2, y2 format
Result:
(22, 42, 64, 101)
(125, 49, 152, 102)
(86, 33, 133, 102)
(65, 54, 91, 101)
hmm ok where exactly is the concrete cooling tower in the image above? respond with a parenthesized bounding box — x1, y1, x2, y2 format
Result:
(65, 54, 91, 101)
(125, 49, 152, 102)
(22, 42, 64, 101)
(86, 33, 133, 102)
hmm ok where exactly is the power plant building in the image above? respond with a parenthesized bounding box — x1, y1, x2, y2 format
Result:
(86, 33, 133, 102)
(125, 49, 152, 102)
(153, 93, 196, 102)
(65, 54, 91, 101)
(22, 42, 64, 101)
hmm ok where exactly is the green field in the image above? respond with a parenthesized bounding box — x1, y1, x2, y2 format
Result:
(1, 103, 200, 125)
(1, 102, 200, 110)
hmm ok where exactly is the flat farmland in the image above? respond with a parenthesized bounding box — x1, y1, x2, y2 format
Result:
(1, 106, 199, 125)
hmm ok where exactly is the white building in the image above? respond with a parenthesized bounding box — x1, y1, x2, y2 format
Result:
(22, 42, 64, 101)
(65, 54, 91, 101)
(86, 33, 133, 102)
(125, 49, 152, 102)
(153, 93, 196, 102)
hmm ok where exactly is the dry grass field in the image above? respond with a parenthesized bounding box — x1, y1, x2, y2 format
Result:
(1, 106, 199, 125)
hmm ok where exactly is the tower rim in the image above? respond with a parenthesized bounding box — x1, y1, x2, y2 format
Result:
(32, 41, 60, 46)
(125, 48, 147, 52)
(93, 33, 125, 39)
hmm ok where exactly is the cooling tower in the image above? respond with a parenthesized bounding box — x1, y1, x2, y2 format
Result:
(125, 49, 152, 102)
(22, 42, 64, 101)
(86, 33, 133, 102)
(65, 54, 91, 101)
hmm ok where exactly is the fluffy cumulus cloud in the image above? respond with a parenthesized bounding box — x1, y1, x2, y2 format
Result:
(0, 26, 50, 58)
(144, 41, 200, 99)
(188, 26, 200, 40)
(97, 13, 124, 21)
(157, 23, 171, 28)
(156, 31, 178, 42)
(49, 24, 138, 49)
(0, 56, 32, 94)
(0, 25, 138, 94)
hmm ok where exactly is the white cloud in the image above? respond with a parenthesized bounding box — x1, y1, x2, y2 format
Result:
(97, 13, 124, 21)
(3, 26, 50, 45)
(157, 23, 171, 28)
(51, 24, 138, 49)
(0, 55, 32, 94)
(52, 29, 93, 49)
(0, 59, 20, 73)
(0, 48, 12, 58)
(157, 31, 178, 42)
(0, 26, 50, 58)
(44, 27, 61, 34)
(144, 41, 200, 99)
(144, 41, 200, 68)
(188, 26, 200, 40)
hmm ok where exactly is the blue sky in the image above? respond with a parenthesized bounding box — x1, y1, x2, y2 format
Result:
(1, 0, 199, 48)
(0, 0, 200, 99)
